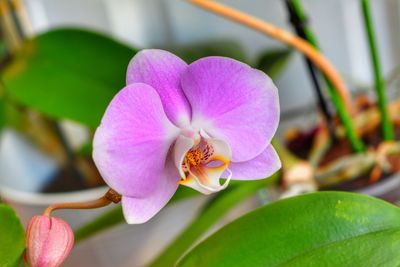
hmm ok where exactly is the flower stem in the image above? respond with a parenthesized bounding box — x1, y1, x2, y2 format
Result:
(188, 0, 365, 153)
(287, 0, 365, 152)
(43, 189, 121, 217)
(285, 0, 336, 140)
(361, 0, 395, 140)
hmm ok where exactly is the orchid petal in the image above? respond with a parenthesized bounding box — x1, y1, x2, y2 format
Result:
(224, 145, 281, 180)
(181, 57, 279, 162)
(93, 83, 179, 198)
(126, 49, 191, 127)
(121, 162, 179, 224)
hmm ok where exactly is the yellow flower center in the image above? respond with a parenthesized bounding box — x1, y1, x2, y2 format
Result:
(185, 148, 202, 166)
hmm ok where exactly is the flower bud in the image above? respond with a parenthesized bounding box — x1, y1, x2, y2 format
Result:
(25, 215, 74, 267)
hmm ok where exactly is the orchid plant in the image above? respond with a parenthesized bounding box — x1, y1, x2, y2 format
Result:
(20, 48, 282, 265)
(0, 25, 289, 267)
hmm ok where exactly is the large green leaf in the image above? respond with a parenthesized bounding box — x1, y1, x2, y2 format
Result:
(1, 28, 137, 128)
(0, 204, 25, 267)
(149, 174, 279, 267)
(256, 48, 292, 79)
(178, 192, 400, 267)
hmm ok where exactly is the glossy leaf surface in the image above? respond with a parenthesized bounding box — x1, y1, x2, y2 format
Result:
(178, 192, 400, 267)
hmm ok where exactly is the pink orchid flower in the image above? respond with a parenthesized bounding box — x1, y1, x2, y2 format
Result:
(93, 49, 281, 224)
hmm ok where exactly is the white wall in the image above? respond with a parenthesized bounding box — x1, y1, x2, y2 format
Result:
(22, 0, 400, 113)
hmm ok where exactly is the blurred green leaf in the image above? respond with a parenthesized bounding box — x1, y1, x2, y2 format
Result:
(166, 40, 248, 64)
(74, 175, 279, 245)
(0, 95, 5, 130)
(1, 28, 137, 128)
(74, 205, 122, 243)
(149, 174, 279, 267)
(256, 48, 292, 79)
(77, 141, 93, 156)
(2, 99, 25, 131)
(0, 39, 7, 63)
(178, 192, 400, 267)
(0, 80, 6, 130)
(74, 186, 198, 243)
(0, 204, 25, 267)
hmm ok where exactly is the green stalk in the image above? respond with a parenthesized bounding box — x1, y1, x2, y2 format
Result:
(361, 0, 395, 140)
(290, 0, 365, 152)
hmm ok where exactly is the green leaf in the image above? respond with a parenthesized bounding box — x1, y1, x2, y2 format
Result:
(166, 40, 248, 64)
(0, 80, 6, 130)
(74, 175, 279, 245)
(74, 205, 123, 243)
(77, 141, 93, 156)
(178, 192, 400, 267)
(149, 174, 279, 267)
(1, 28, 137, 128)
(0, 39, 7, 63)
(74, 186, 198, 243)
(0, 204, 26, 267)
(0, 94, 5, 130)
(256, 48, 292, 79)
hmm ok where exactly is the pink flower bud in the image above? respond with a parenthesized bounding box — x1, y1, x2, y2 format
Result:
(25, 215, 74, 267)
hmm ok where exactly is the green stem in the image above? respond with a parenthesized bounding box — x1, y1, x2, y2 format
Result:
(290, 0, 365, 152)
(361, 0, 394, 140)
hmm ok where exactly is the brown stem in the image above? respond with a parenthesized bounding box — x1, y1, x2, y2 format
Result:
(188, 0, 354, 113)
(43, 189, 121, 217)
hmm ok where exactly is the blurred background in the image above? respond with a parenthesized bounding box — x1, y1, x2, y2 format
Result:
(22, 0, 400, 112)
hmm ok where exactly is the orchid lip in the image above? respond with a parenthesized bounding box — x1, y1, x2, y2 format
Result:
(182, 166, 233, 194)
(174, 128, 233, 194)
